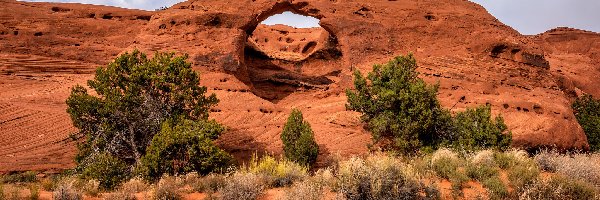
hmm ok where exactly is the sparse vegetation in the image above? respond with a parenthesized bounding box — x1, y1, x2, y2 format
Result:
(152, 176, 183, 200)
(534, 150, 600, 187)
(334, 154, 422, 200)
(53, 181, 83, 200)
(139, 119, 232, 181)
(81, 153, 129, 190)
(450, 105, 512, 151)
(520, 175, 598, 200)
(346, 55, 511, 153)
(346, 54, 452, 153)
(572, 94, 600, 151)
(1, 171, 37, 183)
(220, 172, 265, 200)
(246, 154, 308, 187)
(66, 50, 228, 185)
(281, 109, 319, 167)
(0, 53, 592, 200)
(28, 184, 39, 200)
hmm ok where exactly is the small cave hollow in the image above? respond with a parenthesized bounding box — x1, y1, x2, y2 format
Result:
(243, 10, 343, 102)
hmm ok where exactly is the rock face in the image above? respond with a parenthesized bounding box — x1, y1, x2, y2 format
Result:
(0, 0, 598, 172)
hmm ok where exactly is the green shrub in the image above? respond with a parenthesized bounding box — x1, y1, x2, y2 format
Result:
(466, 151, 499, 181)
(220, 172, 265, 200)
(335, 154, 421, 200)
(81, 153, 129, 190)
(281, 109, 319, 166)
(572, 94, 600, 151)
(466, 164, 499, 182)
(346, 55, 511, 153)
(246, 155, 308, 187)
(482, 177, 508, 200)
(430, 149, 461, 179)
(139, 119, 232, 181)
(449, 105, 512, 151)
(346, 54, 452, 153)
(66, 50, 219, 168)
(1, 171, 37, 183)
(429, 149, 469, 196)
(508, 161, 540, 193)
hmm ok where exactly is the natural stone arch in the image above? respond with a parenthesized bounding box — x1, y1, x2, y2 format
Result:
(239, 1, 343, 102)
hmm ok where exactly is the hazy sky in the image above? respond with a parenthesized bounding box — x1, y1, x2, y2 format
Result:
(21, 0, 600, 35)
(469, 0, 600, 35)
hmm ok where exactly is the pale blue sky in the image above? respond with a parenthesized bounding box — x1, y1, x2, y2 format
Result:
(21, 0, 600, 35)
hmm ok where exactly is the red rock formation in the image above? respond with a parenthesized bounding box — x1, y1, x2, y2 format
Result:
(0, 0, 597, 172)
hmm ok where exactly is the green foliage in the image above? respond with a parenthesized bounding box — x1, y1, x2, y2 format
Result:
(139, 119, 232, 181)
(81, 153, 129, 190)
(1, 171, 37, 183)
(66, 50, 218, 165)
(482, 177, 508, 200)
(450, 105, 512, 151)
(466, 164, 499, 181)
(346, 54, 452, 153)
(281, 109, 319, 166)
(247, 155, 308, 187)
(572, 94, 600, 151)
(508, 161, 540, 194)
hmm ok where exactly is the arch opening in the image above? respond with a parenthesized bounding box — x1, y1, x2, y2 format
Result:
(243, 9, 343, 102)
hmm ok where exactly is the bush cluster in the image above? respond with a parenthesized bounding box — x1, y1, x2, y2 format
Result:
(334, 154, 426, 200)
(246, 155, 308, 187)
(138, 119, 232, 181)
(280, 109, 319, 167)
(346, 54, 512, 153)
(572, 94, 600, 151)
(66, 50, 230, 187)
(220, 172, 265, 200)
(81, 153, 129, 190)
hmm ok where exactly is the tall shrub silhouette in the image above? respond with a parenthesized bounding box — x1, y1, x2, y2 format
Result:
(281, 109, 319, 166)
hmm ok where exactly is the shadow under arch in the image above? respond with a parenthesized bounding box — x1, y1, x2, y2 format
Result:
(238, 1, 343, 103)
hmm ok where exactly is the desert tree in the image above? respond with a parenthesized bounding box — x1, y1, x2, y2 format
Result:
(66, 50, 224, 178)
(281, 109, 319, 166)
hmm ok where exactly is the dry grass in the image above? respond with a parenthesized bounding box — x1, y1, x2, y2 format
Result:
(245, 155, 307, 187)
(335, 154, 423, 200)
(151, 176, 183, 200)
(519, 175, 599, 200)
(220, 172, 265, 200)
(283, 169, 335, 200)
(53, 180, 83, 200)
(535, 150, 600, 188)
(120, 177, 150, 194)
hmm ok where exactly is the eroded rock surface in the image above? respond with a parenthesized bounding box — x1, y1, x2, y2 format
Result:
(0, 0, 598, 172)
